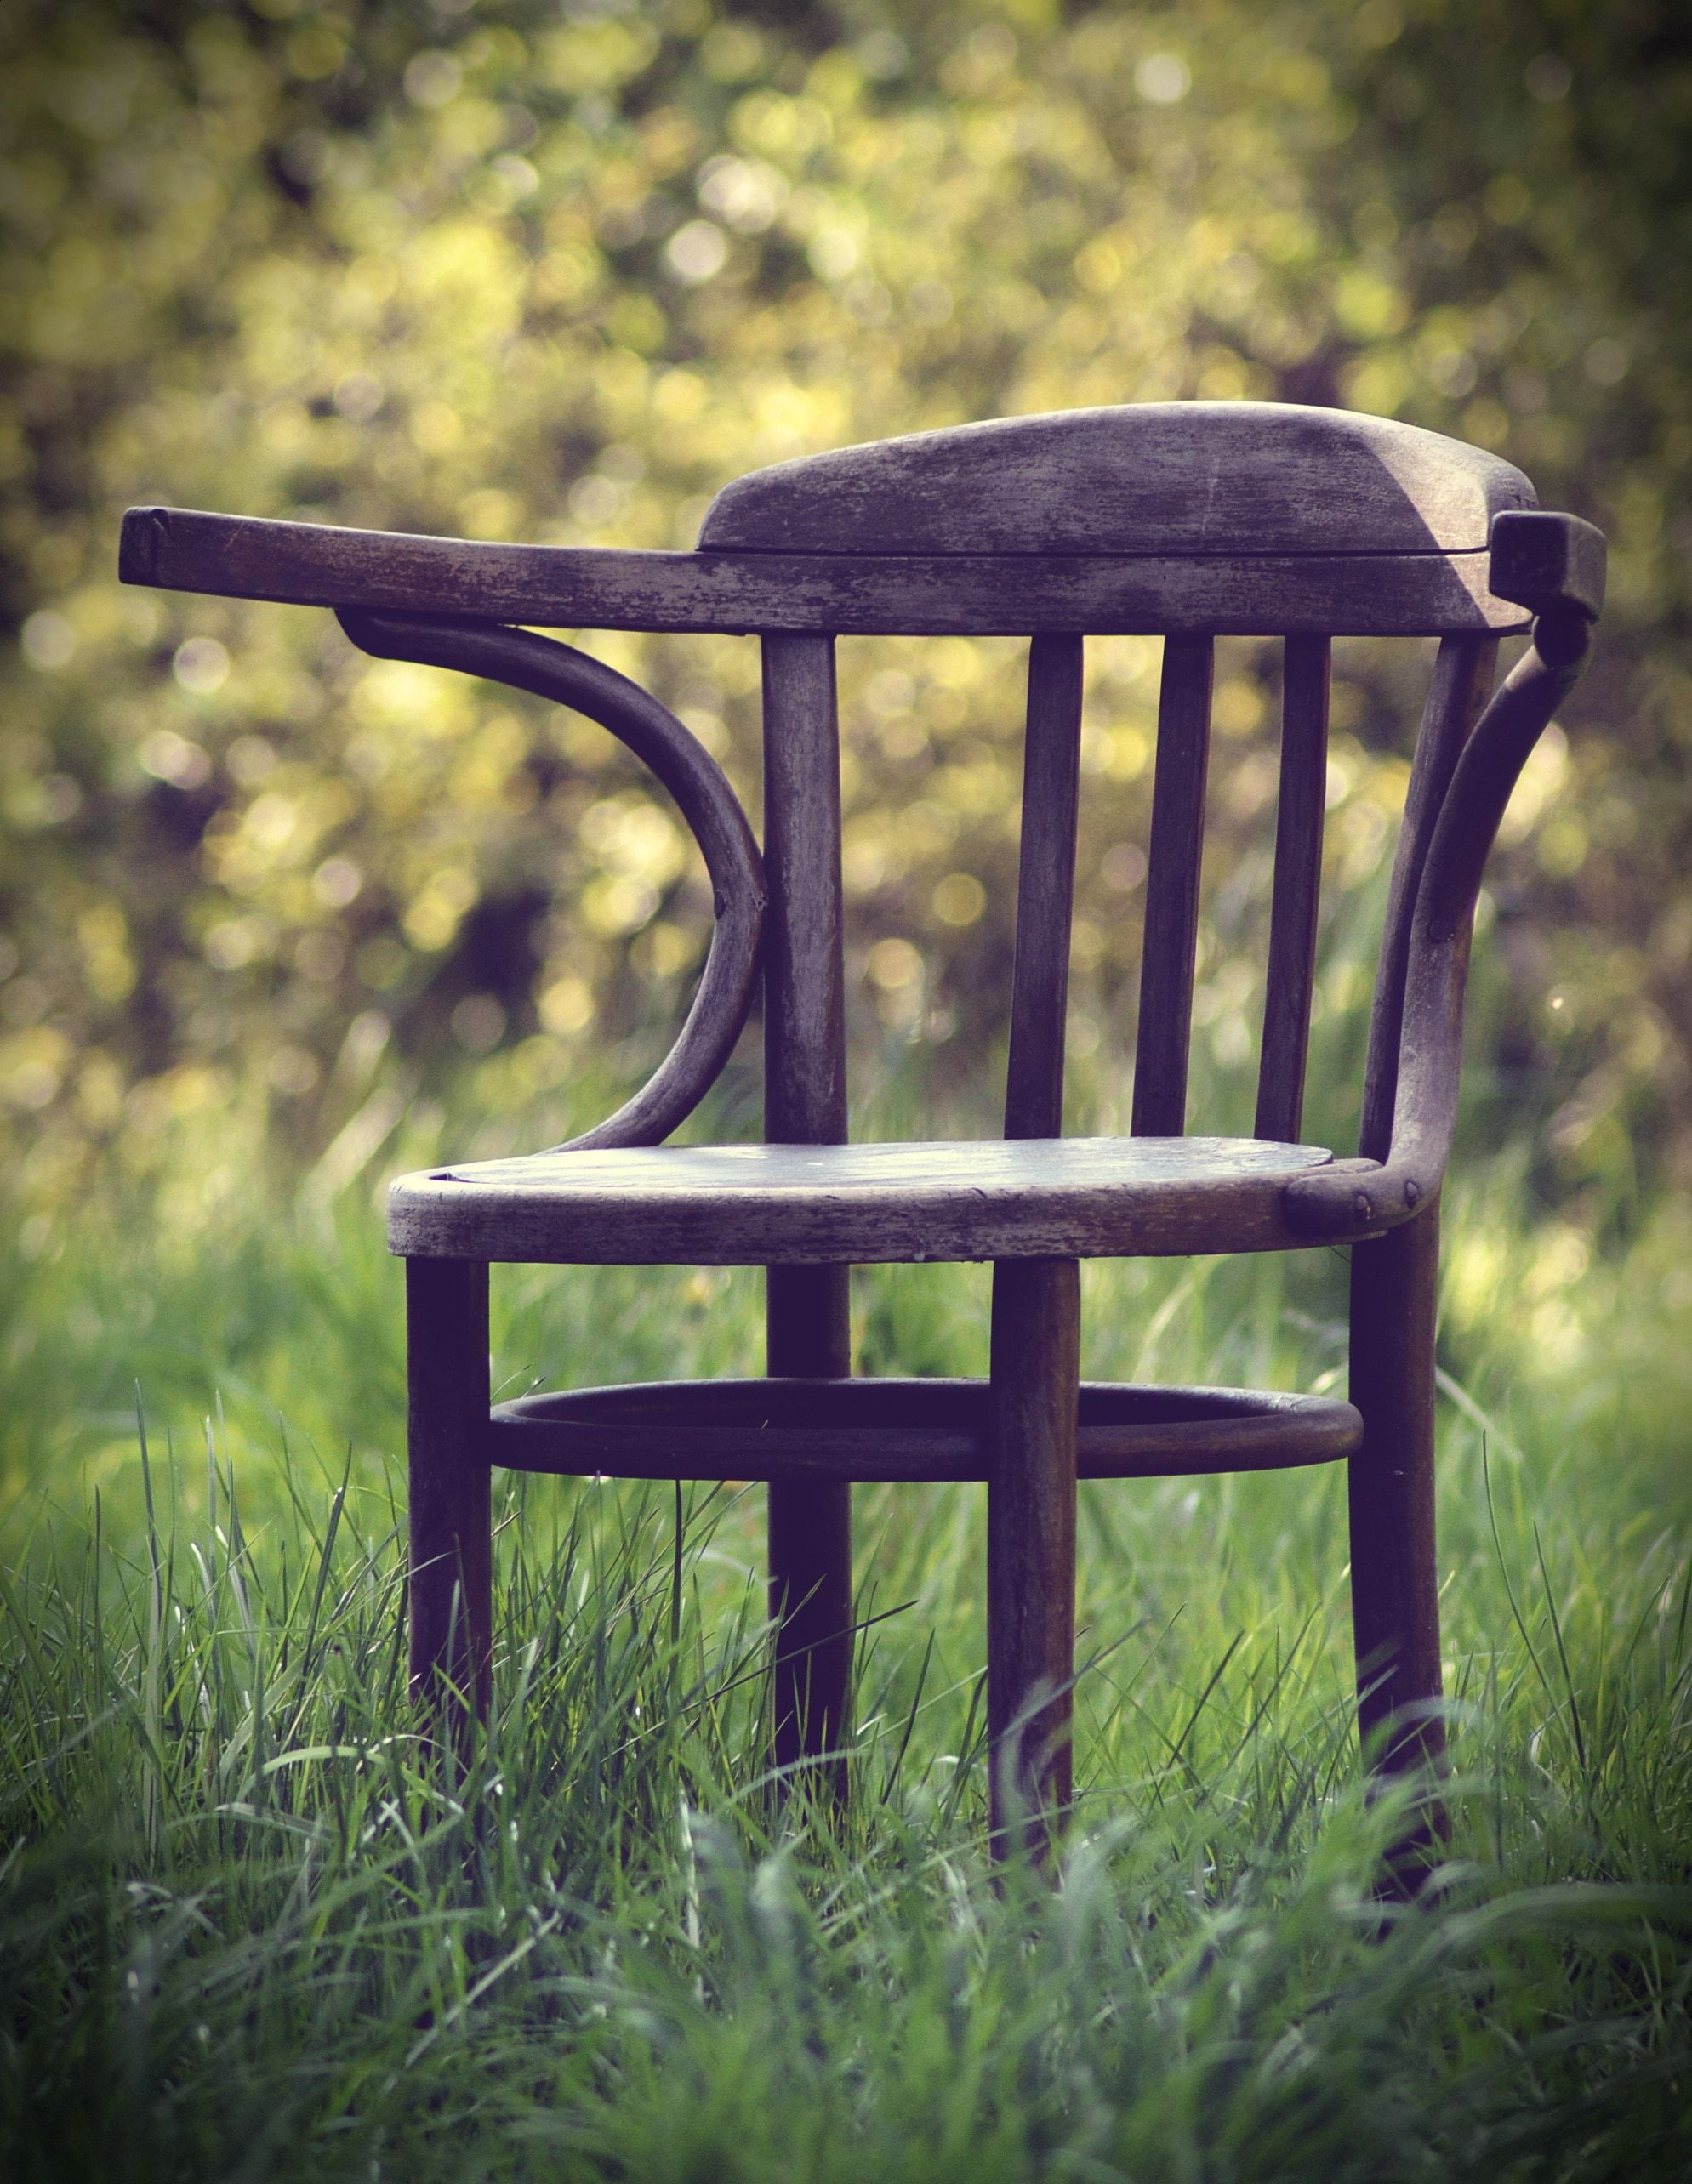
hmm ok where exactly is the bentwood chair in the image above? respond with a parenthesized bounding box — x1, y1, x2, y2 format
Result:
(122, 402, 1604, 1860)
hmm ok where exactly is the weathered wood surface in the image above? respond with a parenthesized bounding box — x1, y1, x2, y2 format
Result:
(1255, 634, 1330, 1143)
(988, 1257, 1080, 1858)
(760, 632, 852, 1792)
(489, 1376, 1362, 1480)
(120, 505, 1532, 636)
(1003, 634, 1084, 1139)
(1132, 634, 1214, 1136)
(700, 403, 1535, 557)
(389, 1134, 1336, 1265)
(761, 636, 848, 1152)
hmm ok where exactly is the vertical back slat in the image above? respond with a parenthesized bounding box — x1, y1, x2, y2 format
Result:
(760, 632, 852, 1796)
(763, 634, 849, 1151)
(1131, 634, 1215, 1135)
(1358, 633, 1498, 1160)
(1255, 634, 1331, 1142)
(1004, 634, 1085, 1139)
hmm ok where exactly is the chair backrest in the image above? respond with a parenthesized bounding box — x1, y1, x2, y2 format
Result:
(701, 402, 1538, 1157)
(121, 401, 1598, 1170)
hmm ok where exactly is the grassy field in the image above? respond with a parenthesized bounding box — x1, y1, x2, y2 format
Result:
(3, 1079, 1690, 2181)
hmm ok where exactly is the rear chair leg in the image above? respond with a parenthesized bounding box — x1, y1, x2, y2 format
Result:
(767, 1262, 853, 1804)
(988, 1256, 1080, 1863)
(1347, 1201, 1448, 1890)
(406, 1256, 493, 1755)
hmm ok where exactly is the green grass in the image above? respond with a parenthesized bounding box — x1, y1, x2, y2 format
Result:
(3, 1092, 1691, 2181)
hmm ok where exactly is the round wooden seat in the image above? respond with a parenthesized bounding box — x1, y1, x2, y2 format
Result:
(387, 1133, 1338, 1265)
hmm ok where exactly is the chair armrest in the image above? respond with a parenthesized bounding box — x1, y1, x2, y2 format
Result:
(121, 505, 768, 1144)
(1285, 525, 1601, 1237)
(120, 503, 1535, 638)
(337, 609, 765, 1153)
(119, 504, 756, 633)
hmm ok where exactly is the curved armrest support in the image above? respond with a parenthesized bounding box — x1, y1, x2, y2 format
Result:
(338, 609, 765, 1152)
(1285, 602, 1594, 1237)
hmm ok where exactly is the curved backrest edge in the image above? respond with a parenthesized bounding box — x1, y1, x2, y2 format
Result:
(698, 402, 1536, 560)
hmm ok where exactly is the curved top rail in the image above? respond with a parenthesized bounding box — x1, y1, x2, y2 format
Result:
(699, 402, 1536, 559)
(338, 610, 765, 1154)
(120, 503, 1530, 636)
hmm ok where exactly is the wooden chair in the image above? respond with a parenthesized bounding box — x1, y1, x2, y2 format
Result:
(122, 401, 1604, 1863)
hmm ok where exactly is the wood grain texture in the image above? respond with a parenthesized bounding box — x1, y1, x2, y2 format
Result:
(389, 1134, 1336, 1265)
(120, 506, 1532, 636)
(406, 1258, 493, 1740)
(699, 403, 1535, 557)
(1255, 635, 1330, 1143)
(487, 1377, 1361, 1482)
(988, 1258, 1080, 1860)
(1132, 635, 1214, 1136)
(760, 634, 852, 1792)
(761, 637, 848, 1147)
(1004, 634, 1085, 1139)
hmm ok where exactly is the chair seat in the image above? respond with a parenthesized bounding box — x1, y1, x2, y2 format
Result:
(387, 1134, 1339, 1265)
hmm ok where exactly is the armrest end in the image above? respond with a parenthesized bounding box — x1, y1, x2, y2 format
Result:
(1488, 510, 1606, 621)
(119, 506, 169, 589)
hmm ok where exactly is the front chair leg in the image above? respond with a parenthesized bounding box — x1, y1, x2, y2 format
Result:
(406, 1256, 493, 1754)
(988, 1256, 1080, 1863)
(1347, 1200, 1449, 1889)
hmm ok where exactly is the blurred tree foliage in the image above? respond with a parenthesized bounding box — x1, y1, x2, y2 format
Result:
(2, 0, 1688, 1220)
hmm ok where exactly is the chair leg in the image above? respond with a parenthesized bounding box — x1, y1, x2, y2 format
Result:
(767, 1262, 852, 1802)
(406, 1256, 493, 1752)
(988, 1256, 1080, 1863)
(1347, 1199, 1449, 1886)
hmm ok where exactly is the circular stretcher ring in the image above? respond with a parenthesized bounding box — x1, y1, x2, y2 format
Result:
(488, 1376, 1363, 1482)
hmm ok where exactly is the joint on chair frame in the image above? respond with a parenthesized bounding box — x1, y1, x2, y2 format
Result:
(1281, 1158, 1427, 1238)
(1486, 510, 1605, 623)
